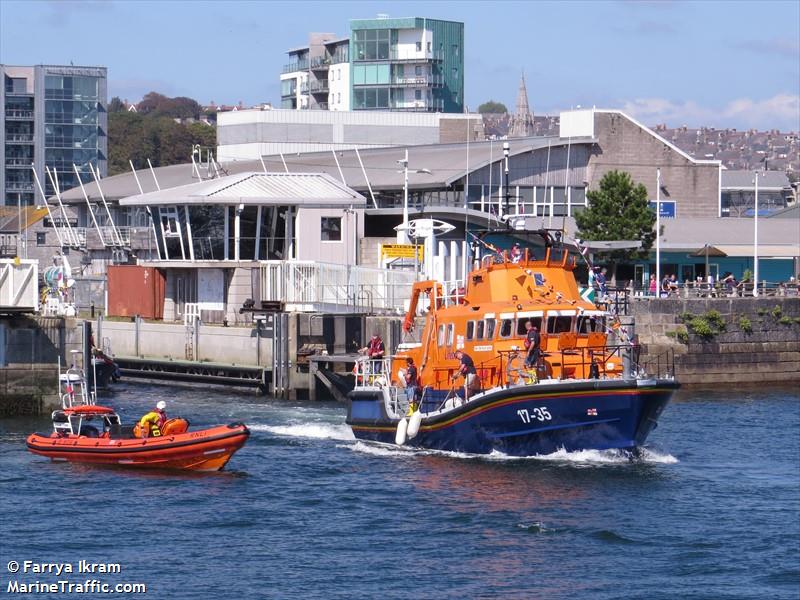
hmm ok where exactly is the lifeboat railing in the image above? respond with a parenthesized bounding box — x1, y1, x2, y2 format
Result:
(430, 279, 467, 309)
(352, 356, 393, 389)
(58, 357, 95, 409)
(637, 347, 677, 380)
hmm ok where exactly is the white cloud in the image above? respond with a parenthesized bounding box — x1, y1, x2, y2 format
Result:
(620, 94, 800, 131)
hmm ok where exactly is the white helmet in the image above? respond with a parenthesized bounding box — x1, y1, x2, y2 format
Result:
(156, 401, 166, 411)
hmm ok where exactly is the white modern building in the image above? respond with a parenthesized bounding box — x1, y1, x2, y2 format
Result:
(216, 107, 484, 160)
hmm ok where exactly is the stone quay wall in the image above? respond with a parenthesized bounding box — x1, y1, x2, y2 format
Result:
(631, 297, 800, 385)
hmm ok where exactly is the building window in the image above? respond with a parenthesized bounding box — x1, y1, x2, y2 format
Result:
(321, 217, 342, 241)
(37, 232, 47, 246)
(415, 89, 422, 100)
(452, 44, 459, 57)
(337, 93, 341, 103)
(427, 41, 431, 53)
(415, 65, 422, 76)
(416, 41, 422, 52)
(353, 29, 390, 61)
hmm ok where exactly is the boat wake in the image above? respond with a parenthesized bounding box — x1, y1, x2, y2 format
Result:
(342, 440, 677, 464)
(512, 447, 679, 465)
(250, 422, 355, 441)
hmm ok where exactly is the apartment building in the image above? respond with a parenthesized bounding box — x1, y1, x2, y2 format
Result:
(0, 64, 107, 206)
(280, 16, 464, 113)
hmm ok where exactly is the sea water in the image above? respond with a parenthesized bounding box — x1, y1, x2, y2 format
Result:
(1, 384, 797, 599)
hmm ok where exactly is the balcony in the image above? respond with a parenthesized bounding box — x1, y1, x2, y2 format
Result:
(282, 61, 309, 74)
(353, 48, 445, 64)
(392, 75, 444, 87)
(5, 133, 35, 144)
(5, 109, 34, 120)
(5, 182, 34, 193)
(5, 158, 33, 167)
(310, 56, 331, 71)
(308, 80, 329, 94)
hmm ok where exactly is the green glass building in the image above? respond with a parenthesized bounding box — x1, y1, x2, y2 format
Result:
(349, 17, 464, 113)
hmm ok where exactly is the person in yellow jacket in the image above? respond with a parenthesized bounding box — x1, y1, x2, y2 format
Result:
(138, 400, 167, 438)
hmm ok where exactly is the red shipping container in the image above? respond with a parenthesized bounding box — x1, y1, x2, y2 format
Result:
(106, 266, 166, 320)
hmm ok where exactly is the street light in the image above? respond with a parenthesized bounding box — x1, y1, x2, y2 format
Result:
(396, 149, 432, 244)
(753, 171, 759, 297)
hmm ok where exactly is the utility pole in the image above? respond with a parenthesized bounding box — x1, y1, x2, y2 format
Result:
(655, 169, 661, 297)
(503, 142, 510, 223)
(753, 171, 759, 297)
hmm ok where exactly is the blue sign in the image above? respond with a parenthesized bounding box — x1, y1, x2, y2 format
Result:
(649, 201, 676, 218)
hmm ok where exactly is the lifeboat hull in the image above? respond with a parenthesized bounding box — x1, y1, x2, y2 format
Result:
(347, 379, 678, 456)
(27, 423, 250, 472)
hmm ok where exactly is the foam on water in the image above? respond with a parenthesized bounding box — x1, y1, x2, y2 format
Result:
(501, 447, 678, 465)
(250, 422, 355, 441)
(343, 440, 677, 465)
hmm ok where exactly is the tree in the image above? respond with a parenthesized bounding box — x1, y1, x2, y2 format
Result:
(108, 96, 125, 113)
(478, 100, 508, 114)
(574, 170, 657, 282)
(107, 93, 217, 176)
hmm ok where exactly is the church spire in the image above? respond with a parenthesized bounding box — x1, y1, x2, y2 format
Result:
(515, 71, 531, 116)
(509, 71, 534, 138)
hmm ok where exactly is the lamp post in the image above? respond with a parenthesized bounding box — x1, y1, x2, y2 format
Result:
(503, 142, 510, 222)
(753, 171, 759, 297)
(396, 149, 431, 244)
(655, 169, 661, 297)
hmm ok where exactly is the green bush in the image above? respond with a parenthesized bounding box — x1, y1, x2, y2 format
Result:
(679, 311, 694, 322)
(704, 309, 726, 331)
(666, 328, 689, 344)
(757, 308, 768, 316)
(794, 317, 800, 325)
(738, 316, 753, 333)
(778, 316, 792, 325)
(687, 317, 715, 338)
(771, 305, 783, 318)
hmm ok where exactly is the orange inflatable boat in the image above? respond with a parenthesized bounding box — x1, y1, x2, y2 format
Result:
(27, 405, 249, 472)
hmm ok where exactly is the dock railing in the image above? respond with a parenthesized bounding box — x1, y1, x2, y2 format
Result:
(260, 261, 415, 313)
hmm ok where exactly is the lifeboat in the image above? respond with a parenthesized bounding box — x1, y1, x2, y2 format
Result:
(27, 405, 249, 472)
(346, 229, 679, 456)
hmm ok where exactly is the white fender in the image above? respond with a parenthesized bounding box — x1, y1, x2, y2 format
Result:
(407, 410, 422, 439)
(397, 369, 407, 388)
(395, 417, 408, 445)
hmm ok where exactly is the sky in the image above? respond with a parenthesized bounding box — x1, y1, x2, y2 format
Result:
(1, 0, 798, 131)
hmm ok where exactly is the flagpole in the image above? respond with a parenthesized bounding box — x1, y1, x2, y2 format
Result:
(753, 171, 759, 297)
(655, 168, 661, 298)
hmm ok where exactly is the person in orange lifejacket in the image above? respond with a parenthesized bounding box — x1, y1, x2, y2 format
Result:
(138, 401, 167, 438)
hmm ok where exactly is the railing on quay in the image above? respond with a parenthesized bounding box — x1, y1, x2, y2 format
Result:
(626, 280, 800, 299)
(260, 260, 415, 313)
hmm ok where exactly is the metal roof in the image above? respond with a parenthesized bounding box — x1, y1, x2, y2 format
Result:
(721, 170, 791, 190)
(118, 172, 365, 207)
(59, 136, 595, 203)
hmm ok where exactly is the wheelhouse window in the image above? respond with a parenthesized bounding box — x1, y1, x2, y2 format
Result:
(320, 217, 342, 241)
(578, 315, 605, 333)
(446, 323, 454, 347)
(516, 317, 542, 336)
(466, 321, 475, 341)
(437, 324, 445, 347)
(485, 318, 496, 340)
(499, 319, 513, 338)
(547, 316, 573, 334)
(476, 320, 485, 340)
